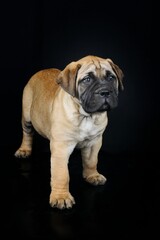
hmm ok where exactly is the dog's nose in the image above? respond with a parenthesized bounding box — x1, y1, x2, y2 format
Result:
(99, 90, 110, 97)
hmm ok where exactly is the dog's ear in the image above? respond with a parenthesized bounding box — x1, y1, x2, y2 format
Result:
(107, 58, 124, 91)
(56, 62, 81, 97)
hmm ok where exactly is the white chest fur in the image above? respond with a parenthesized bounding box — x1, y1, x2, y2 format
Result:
(75, 110, 108, 148)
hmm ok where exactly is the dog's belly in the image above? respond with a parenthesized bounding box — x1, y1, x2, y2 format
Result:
(30, 105, 52, 139)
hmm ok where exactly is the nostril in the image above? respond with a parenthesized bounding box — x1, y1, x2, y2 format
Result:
(100, 91, 110, 97)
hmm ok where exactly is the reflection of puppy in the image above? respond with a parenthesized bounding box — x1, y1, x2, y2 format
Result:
(15, 55, 124, 209)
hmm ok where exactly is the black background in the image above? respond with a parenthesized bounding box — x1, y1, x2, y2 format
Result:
(1, 1, 159, 239)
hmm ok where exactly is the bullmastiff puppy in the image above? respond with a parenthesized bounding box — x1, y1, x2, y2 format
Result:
(14, 55, 124, 209)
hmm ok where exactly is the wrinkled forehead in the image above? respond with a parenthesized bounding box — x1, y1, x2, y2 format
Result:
(77, 60, 115, 80)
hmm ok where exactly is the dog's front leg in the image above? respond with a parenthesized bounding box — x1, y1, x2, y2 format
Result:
(81, 136, 107, 186)
(49, 141, 75, 209)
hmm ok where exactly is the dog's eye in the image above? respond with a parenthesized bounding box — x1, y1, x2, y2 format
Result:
(107, 74, 116, 81)
(82, 76, 91, 83)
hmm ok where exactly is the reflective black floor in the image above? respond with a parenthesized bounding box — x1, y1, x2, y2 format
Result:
(2, 145, 159, 240)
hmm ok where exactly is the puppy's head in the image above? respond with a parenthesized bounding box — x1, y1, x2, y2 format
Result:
(57, 55, 124, 113)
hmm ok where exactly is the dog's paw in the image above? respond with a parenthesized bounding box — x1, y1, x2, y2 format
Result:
(14, 148, 32, 158)
(84, 173, 107, 186)
(49, 191, 75, 209)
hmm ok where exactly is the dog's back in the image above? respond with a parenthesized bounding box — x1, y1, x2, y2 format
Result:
(25, 68, 61, 99)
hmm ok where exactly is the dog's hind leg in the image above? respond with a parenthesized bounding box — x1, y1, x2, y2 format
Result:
(14, 85, 34, 158)
(14, 120, 34, 158)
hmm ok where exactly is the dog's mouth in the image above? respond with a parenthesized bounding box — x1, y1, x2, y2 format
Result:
(80, 88, 118, 113)
(82, 99, 111, 113)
